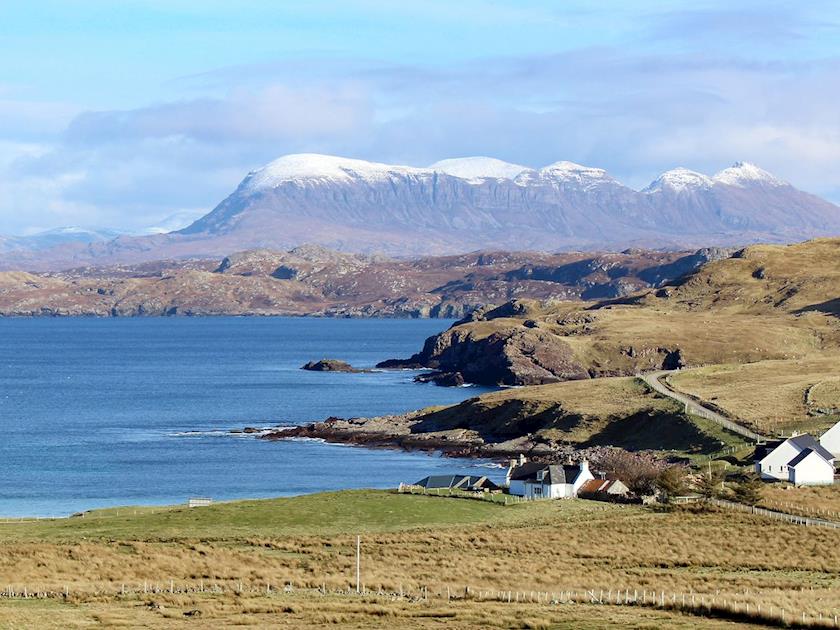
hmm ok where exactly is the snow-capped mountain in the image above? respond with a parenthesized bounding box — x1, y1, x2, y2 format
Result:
(430, 157, 530, 182)
(179, 154, 839, 256)
(2, 154, 839, 270)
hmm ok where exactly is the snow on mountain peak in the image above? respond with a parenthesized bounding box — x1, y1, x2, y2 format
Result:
(713, 161, 784, 187)
(643, 167, 713, 194)
(243, 153, 428, 191)
(535, 160, 618, 190)
(238, 153, 787, 199)
(429, 157, 530, 182)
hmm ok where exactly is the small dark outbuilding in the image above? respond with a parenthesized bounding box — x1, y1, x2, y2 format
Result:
(413, 474, 500, 492)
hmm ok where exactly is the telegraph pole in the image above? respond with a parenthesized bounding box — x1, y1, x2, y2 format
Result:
(356, 535, 361, 594)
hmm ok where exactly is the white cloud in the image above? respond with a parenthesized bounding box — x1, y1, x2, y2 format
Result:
(3, 16, 840, 235)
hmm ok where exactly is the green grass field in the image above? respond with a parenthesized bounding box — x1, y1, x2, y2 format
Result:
(1, 490, 839, 628)
(0, 490, 533, 543)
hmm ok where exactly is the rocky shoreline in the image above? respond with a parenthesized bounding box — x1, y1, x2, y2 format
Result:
(258, 412, 614, 462)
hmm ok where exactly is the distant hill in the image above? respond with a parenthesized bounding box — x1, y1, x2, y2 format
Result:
(381, 237, 840, 386)
(0, 227, 124, 253)
(0, 245, 715, 317)
(1, 154, 839, 271)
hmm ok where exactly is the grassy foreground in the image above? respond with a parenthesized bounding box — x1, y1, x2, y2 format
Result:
(1, 490, 839, 628)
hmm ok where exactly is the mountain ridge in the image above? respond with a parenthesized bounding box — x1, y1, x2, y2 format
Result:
(2, 154, 839, 271)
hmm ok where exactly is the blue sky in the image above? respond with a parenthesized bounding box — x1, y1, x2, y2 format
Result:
(1, 1, 839, 234)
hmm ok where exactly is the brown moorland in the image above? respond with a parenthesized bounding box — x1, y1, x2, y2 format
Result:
(0, 491, 838, 628)
(383, 238, 840, 386)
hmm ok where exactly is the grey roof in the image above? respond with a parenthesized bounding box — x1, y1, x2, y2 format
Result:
(754, 439, 784, 462)
(510, 462, 584, 485)
(787, 447, 834, 468)
(414, 474, 498, 490)
(788, 435, 835, 462)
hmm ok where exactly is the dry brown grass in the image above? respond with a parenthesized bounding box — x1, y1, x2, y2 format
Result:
(476, 376, 670, 418)
(670, 358, 840, 433)
(759, 484, 840, 520)
(656, 238, 840, 317)
(1, 493, 839, 627)
(412, 374, 747, 453)
(0, 594, 773, 629)
(437, 238, 840, 389)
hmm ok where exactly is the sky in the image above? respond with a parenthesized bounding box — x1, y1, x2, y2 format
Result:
(1, 0, 840, 235)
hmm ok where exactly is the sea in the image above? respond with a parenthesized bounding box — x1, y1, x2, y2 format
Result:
(0, 317, 502, 517)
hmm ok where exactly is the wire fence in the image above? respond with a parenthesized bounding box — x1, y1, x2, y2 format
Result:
(1, 579, 838, 628)
(709, 498, 840, 529)
(758, 500, 840, 522)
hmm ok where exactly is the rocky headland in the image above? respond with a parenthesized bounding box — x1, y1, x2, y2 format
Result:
(377, 238, 840, 387)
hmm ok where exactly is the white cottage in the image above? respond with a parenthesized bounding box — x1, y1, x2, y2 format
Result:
(819, 419, 840, 458)
(754, 434, 835, 486)
(506, 457, 594, 499)
(788, 448, 836, 486)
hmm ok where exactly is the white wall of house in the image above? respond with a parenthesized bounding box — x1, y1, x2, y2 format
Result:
(788, 452, 835, 486)
(522, 481, 573, 499)
(509, 462, 596, 499)
(605, 480, 630, 495)
(572, 462, 594, 493)
(820, 421, 840, 458)
(757, 440, 801, 481)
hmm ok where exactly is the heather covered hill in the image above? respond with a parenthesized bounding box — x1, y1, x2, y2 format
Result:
(640, 237, 840, 317)
(382, 238, 840, 386)
(0, 245, 711, 317)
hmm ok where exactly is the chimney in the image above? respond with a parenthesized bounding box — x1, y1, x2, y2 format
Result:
(580, 458, 590, 474)
(506, 457, 520, 486)
(518, 453, 527, 466)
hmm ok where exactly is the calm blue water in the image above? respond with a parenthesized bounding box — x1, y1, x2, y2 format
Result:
(0, 318, 500, 517)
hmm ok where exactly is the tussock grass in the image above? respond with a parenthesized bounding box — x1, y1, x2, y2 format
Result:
(760, 484, 840, 520)
(1, 491, 839, 627)
(670, 358, 840, 433)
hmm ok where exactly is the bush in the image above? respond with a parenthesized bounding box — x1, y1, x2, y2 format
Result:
(595, 450, 670, 495)
(655, 466, 689, 502)
(696, 468, 726, 499)
(731, 474, 763, 505)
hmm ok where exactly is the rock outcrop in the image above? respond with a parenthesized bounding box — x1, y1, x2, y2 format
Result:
(383, 324, 588, 386)
(301, 359, 366, 373)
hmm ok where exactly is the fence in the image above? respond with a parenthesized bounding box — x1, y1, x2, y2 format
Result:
(759, 500, 840, 522)
(2, 579, 838, 628)
(709, 498, 840, 529)
(704, 444, 747, 461)
(683, 402, 764, 441)
(396, 484, 553, 506)
(643, 371, 764, 441)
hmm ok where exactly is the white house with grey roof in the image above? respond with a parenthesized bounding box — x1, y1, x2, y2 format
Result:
(820, 419, 840, 458)
(754, 434, 836, 486)
(506, 456, 594, 499)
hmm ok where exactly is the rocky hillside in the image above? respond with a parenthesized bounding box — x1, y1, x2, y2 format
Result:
(2, 154, 839, 270)
(381, 238, 840, 385)
(0, 245, 713, 317)
(267, 376, 742, 458)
